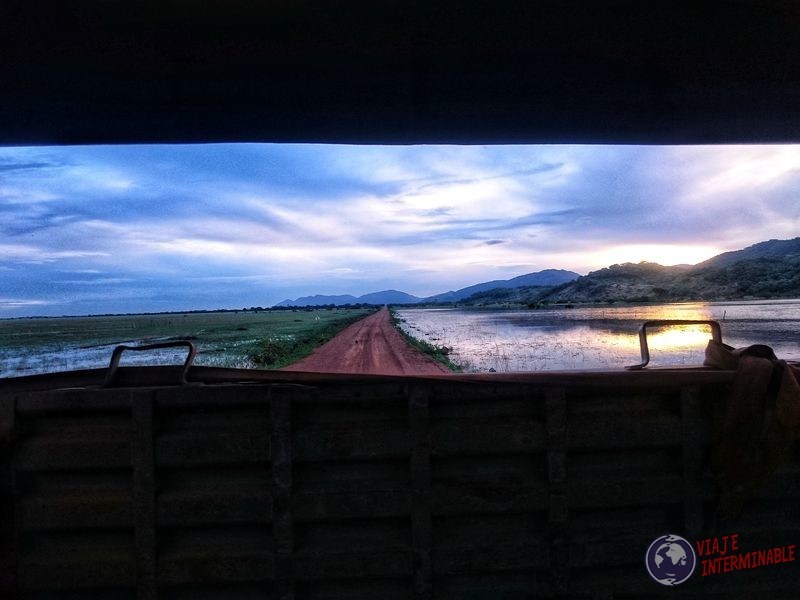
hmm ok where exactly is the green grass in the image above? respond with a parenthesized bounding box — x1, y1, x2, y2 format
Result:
(0, 308, 376, 375)
(389, 309, 462, 372)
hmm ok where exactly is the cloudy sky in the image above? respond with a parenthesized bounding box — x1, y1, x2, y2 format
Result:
(1, 143, 798, 316)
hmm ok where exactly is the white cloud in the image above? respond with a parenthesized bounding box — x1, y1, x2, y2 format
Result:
(1, 143, 798, 315)
(0, 298, 53, 309)
(0, 243, 110, 263)
(688, 146, 800, 197)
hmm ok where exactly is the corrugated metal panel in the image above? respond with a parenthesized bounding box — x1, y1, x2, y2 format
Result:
(1, 371, 799, 598)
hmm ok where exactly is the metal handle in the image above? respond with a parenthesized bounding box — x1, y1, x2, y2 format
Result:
(103, 341, 197, 387)
(625, 320, 722, 370)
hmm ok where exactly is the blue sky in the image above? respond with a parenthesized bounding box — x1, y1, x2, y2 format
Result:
(1, 144, 798, 316)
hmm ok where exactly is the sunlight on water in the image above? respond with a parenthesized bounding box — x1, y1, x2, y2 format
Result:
(603, 324, 716, 354)
(396, 300, 800, 372)
(642, 325, 717, 351)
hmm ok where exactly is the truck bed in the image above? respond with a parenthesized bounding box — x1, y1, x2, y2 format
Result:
(2, 366, 798, 598)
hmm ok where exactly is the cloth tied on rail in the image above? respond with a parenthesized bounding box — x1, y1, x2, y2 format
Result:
(704, 340, 800, 519)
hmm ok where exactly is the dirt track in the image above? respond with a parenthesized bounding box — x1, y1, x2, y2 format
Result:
(283, 307, 451, 375)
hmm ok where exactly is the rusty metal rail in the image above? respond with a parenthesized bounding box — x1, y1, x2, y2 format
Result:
(103, 341, 197, 387)
(626, 320, 723, 370)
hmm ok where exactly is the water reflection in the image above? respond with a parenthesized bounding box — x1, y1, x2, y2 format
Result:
(603, 323, 716, 353)
(396, 300, 800, 372)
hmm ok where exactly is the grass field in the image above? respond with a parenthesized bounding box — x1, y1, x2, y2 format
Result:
(0, 308, 375, 378)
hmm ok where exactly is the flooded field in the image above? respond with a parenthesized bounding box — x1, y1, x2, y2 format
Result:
(0, 308, 372, 378)
(4, 301, 798, 378)
(395, 300, 800, 372)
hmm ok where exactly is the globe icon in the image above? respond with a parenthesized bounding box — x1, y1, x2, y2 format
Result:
(645, 534, 696, 586)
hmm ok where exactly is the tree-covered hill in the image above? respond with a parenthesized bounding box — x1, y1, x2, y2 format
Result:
(698, 238, 800, 269)
(543, 239, 800, 303)
(462, 238, 800, 305)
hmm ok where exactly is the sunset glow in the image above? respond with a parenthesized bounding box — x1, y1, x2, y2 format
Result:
(585, 244, 723, 270)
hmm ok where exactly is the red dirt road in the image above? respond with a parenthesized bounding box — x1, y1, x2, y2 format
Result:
(283, 307, 451, 375)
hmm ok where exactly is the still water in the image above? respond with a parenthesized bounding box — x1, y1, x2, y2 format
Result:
(395, 300, 800, 372)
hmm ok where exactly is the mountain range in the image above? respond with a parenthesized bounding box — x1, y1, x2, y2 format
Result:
(275, 238, 800, 307)
(275, 290, 422, 307)
(275, 269, 580, 306)
(424, 269, 580, 302)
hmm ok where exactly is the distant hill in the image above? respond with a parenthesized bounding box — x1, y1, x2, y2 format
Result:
(274, 270, 580, 307)
(276, 290, 422, 307)
(276, 294, 358, 307)
(697, 238, 800, 269)
(460, 285, 560, 305)
(542, 237, 800, 304)
(357, 290, 423, 305)
(425, 269, 580, 303)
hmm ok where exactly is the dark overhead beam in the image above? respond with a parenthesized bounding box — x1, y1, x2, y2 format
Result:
(1, 1, 799, 146)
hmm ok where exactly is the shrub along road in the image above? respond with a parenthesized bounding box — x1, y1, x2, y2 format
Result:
(282, 306, 451, 375)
